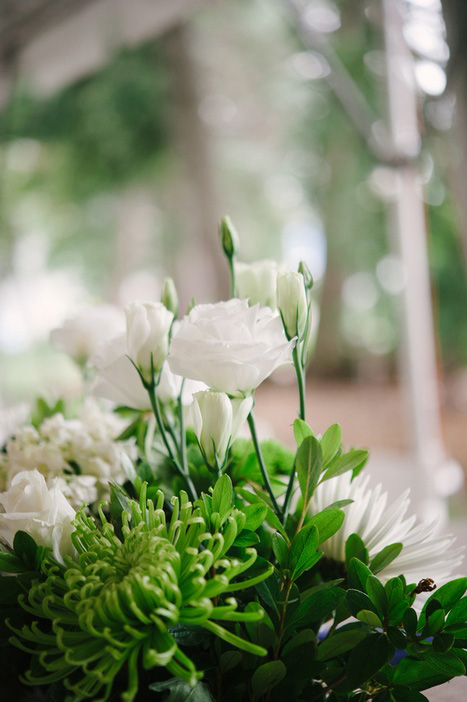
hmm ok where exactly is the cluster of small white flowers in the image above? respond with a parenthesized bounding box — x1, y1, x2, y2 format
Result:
(0, 399, 134, 510)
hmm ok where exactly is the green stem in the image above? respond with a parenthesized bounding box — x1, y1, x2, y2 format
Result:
(247, 412, 282, 518)
(281, 344, 306, 525)
(178, 378, 188, 472)
(228, 256, 236, 298)
(148, 384, 198, 501)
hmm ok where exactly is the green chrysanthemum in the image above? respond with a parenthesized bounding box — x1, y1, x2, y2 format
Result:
(9, 487, 271, 702)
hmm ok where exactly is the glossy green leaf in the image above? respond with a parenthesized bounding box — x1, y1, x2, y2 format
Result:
(446, 596, 467, 627)
(0, 553, 27, 574)
(370, 543, 403, 575)
(233, 530, 259, 547)
(391, 686, 429, 702)
(403, 608, 418, 638)
(316, 628, 367, 661)
(296, 436, 322, 506)
(290, 523, 322, 580)
(321, 449, 369, 482)
(424, 649, 465, 676)
(366, 575, 388, 617)
(423, 609, 445, 637)
(242, 503, 267, 532)
(387, 626, 408, 650)
(251, 660, 286, 697)
(356, 610, 383, 627)
(212, 474, 233, 518)
(346, 536, 369, 567)
(293, 418, 313, 446)
(272, 532, 289, 568)
(346, 633, 390, 687)
(149, 679, 215, 701)
(420, 578, 467, 628)
(346, 589, 378, 617)
(288, 587, 345, 629)
(393, 658, 450, 690)
(307, 509, 345, 544)
(432, 632, 455, 653)
(321, 423, 342, 465)
(348, 557, 372, 591)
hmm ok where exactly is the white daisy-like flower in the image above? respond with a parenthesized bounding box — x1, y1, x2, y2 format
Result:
(310, 472, 464, 585)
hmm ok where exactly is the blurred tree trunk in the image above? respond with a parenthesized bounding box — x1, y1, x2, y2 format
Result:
(441, 0, 467, 268)
(162, 22, 226, 310)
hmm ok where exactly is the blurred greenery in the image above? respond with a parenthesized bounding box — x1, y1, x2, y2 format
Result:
(0, 0, 465, 401)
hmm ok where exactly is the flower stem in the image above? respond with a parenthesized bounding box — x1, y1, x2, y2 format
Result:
(247, 412, 282, 518)
(281, 344, 306, 525)
(178, 378, 188, 472)
(148, 384, 198, 501)
(228, 257, 236, 298)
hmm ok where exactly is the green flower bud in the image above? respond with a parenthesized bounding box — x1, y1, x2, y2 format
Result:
(298, 260, 314, 290)
(277, 271, 308, 340)
(219, 216, 240, 259)
(161, 277, 179, 317)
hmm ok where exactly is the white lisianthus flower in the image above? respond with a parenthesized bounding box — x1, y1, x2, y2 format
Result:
(50, 305, 125, 365)
(125, 302, 174, 382)
(277, 271, 308, 340)
(235, 260, 282, 309)
(92, 332, 205, 411)
(168, 299, 294, 396)
(0, 470, 75, 563)
(192, 391, 253, 466)
(310, 472, 464, 585)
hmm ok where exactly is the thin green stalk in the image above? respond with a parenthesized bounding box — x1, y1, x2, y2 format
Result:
(228, 257, 236, 298)
(247, 412, 282, 518)
(147, 384, 198, 501)
(178, 378, 188, 472)
(282, 343, 306, 524)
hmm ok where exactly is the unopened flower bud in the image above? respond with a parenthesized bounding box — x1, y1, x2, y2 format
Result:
(161, 277, 178, 318)
(192, 390, 252, 467)
(125, 302, 174, 382)
(219, 216, 240, 259)
(277, 271, 308, 340)
(298, 260, 314, 290)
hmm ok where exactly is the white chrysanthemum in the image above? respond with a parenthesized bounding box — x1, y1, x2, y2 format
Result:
(310, 472, 464, 584)
(0, 400, 135, 509)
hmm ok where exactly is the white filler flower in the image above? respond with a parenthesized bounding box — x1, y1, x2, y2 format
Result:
(168, 299, 294, 396)
(310, 472, 464, 584)
(50, 305, 125, 365)
(0, 470, 75, 563)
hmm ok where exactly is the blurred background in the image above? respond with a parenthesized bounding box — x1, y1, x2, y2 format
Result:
(0, 1, 466, 534)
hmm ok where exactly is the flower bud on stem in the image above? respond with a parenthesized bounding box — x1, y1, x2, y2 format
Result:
(219, 216, 239, 298)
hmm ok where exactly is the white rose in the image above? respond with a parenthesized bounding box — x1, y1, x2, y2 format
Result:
(277, 271, 308, 340)
(0, 470, 75, 564)
(125, 302, 174, 381)
(168, 299, 294, 396)
(192, 391, 253, 466)
(235, 260, 282, 309)
(50, 305, 125, 364)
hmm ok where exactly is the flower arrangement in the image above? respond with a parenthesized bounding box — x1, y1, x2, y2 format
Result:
(0, 217, 465, 702)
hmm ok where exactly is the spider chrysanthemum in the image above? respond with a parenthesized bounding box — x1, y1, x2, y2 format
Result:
(9, 487, 270, 702)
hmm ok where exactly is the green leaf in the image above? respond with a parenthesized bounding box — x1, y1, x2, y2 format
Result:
(272, 532, 289, 568)
(324, 499, 354, 510)
(424, 649, 465, 676)
(432, 632, 455, 653)
(251, 660, 286, 697)
(307, 509, 345, 544)
(219, 650, 242, 673)
(293, 418, 313, 446)
(288, 588, 345, 629)
(281, 628, 317, 656)
(391, 686, 429, 702)
(296, 436, 322, 507)
(346, 589, 378, 617)
(346, 536, 369, 567)
(347, 557, 372, 591)
(149, 679, 215, 701)
(212, 474, 233, 518)
(446, 596, 467, 627)
(321, 449, 369, 482)
(346, 633, 390, 687)
(321, 423, 342, 465)
(393, 658, 450, 690)
(13, 531, 39, 568)
(356, 610, 383, 627)
(420, 578, 467, 628)
(242, 504, 267, 532)
(387, 626, 408, 650)
(366, 575, 388, 617)
(317, 629, 368, 661)
(403, 608, 418, 638)
(290, 523, 321, 580)
(370, 543, 403, 575)
(423, 609, 445, 637)
(0, 553, 27, 574)
(233, 530, 260, 547)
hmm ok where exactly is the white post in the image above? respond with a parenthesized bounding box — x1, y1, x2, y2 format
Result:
(382, 0, 456, 520)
